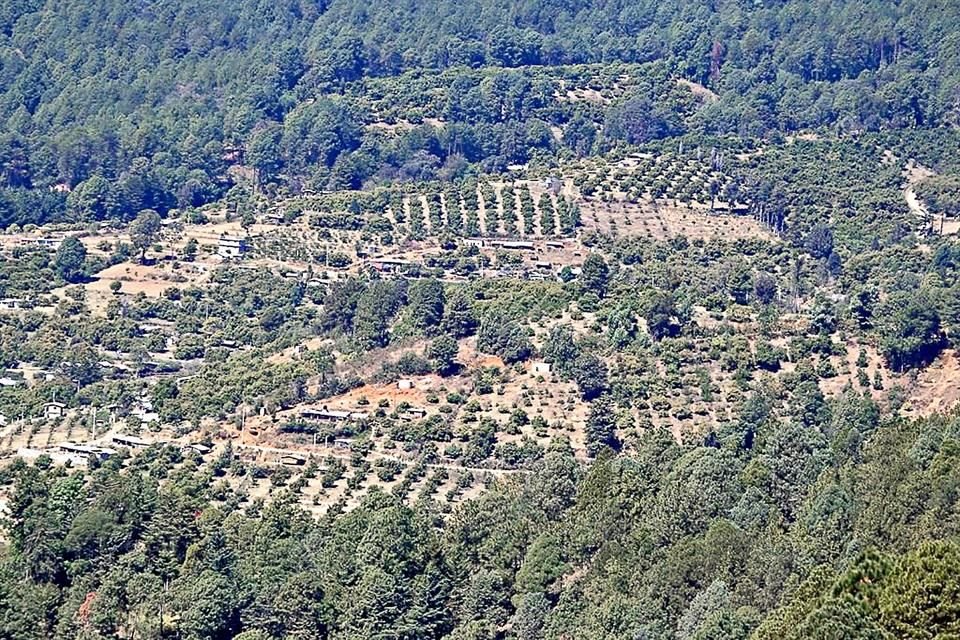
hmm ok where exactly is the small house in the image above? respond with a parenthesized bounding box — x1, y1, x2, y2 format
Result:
(140, 321, 172, 334)
(0, 298, 23, 311)
(99, 360, 131, 378)
(32, 236, 63, 250)
(397, 379, 414, 390)
(400, 407, 428, 421)
(711, 202, 751, 215)
(300, 408, 352, 423)
(59, 442, 116, 461)
(463, 238, 485, 249)
(494, 240, 536, 251)
(531, 362, 551, 375)
(333, 438, 353, 450)
(545, 240, 565, 250)
(184, 443, 213, 456)
(112, 433, 161, 449)
(42, 401, 66, 420)
(543, 176, 563, 195)
(370, 257, 413, 274)
(131, 406, 160, 423)
(217, 235, 249, 259)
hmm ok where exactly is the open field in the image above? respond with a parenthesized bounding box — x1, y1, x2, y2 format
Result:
(577, 198, 775, 241)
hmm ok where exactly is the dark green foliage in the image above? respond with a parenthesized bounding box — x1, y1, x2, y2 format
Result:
(579, 253, 610, 298)
(129, 209, 162, 263)
(477, 311, 532, 364)
(428, 335, 459, 375)
(408, 279, 445, 333)
(604, 97, 675, 144)
(915, 175, 960, 217)
(758, 541, 960, 640)
(645, 291, 681, 341)
(571, 353, 608, 401)
(2, 408, 960, 639)
(354, 281, 407, 350)
(1, 0, 959, 228)
(878, 291, 945, 372)
(4, 3, 960, 640)
(441, 291, 479, 338)
(805, 223, 835, 260)
(53, 237, 86, 284)
(754, 341, 784, 372)
(541, 325, 579, 378)
(584, 395, 620, 457)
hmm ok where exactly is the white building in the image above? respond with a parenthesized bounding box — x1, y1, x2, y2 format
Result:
(217, 235, 249, 258)
(531, 362, 551, 375)
(0, 298, 23, 311)
(42, 401, 66, 419)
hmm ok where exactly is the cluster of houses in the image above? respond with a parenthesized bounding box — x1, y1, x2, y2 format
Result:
(16, 234, 65, 251)
(206, 215, 585, 287)
(58, 441, 116, 462)
(38, 396, 168, 425)
(463, 238, 570, 251)
(298, 403, 429, 426)
(16, 432, 213, 469)
(368, 254, 577, 282)
(366, 237, 581, 282)
(298, 407, 370, 424)
(110, 432, 211, 456)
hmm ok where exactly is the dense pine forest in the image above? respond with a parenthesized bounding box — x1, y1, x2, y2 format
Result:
(3, 408, 960, 640)
(1, 1, 960, 639)
(3, 0, 960, 223)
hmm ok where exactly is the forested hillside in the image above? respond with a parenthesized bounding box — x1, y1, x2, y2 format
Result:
(3, 409, 960, 639)
(2, 1, 960, 639)
(3, 0, 960, 224)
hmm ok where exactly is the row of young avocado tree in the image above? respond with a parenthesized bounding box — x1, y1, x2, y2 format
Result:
(388, 179, 581, 239)
(573, 151, 743, 208)
(284, 179, 581, 240)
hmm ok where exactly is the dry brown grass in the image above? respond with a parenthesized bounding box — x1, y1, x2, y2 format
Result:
(902, 349, 960, 417)
(579, 198, 776, 242)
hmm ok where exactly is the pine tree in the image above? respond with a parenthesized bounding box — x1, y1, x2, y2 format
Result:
(54, 236, 87, 283)
(585, 395, 620, 457)
(441, 291, 478, 338)
(409, 279, 445, 332)
(579, 253, 610, 298)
